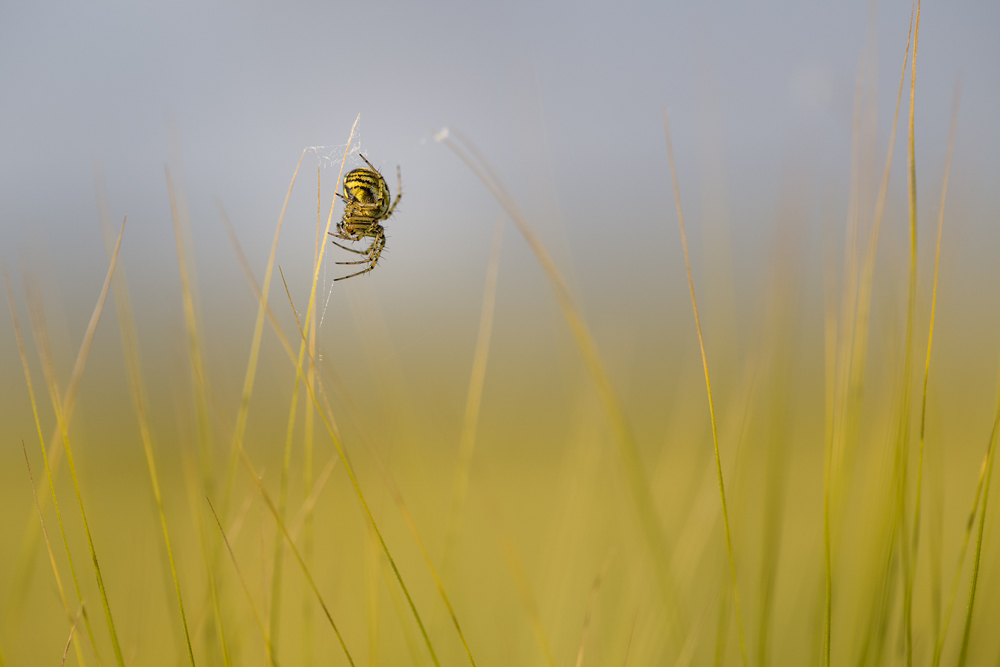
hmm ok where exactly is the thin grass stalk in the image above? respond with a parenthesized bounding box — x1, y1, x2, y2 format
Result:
(574, 554, 614, 667)
(443, 217, 505, 574)
(4, 269, 104, 665)
(21, 440, 89, 667)
(436, 128, 686, 651)
(206, 499, 277, 667)
(496, 524, 558, 667)
(662, 108, 748, 667)
(166, 165, 235, 665)
(382, 560, 428, 667)
(166, 167, 215, 491)
(264, 126, 353, 665)
(956, 380, 1000, 667)
(268, 337, 302, 662)
(899, 8, 921, 663)
(911, 76, 960, 659)
(835, 12, 915, 663)
(3, 211, 137, 630)
(181, 451, 233, 667)
(932, 440, 989, 666)
(237, 450, 355, 666)
(365, 523, 380, 667)
(95, 192, 198, 666)
(301, 165, 323, 667)
(278, 267, 480, 666)
(821, 191, 839, 667)
(276, 268, 444, 667)
(844, 5, 915, 510)
(59, 606, 82, 667)
(222, 148, 306, 519)
(29, 220, 128, 667)
(223, 183, 444, 667)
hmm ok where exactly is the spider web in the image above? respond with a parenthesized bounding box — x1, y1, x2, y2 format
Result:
(305, 135, 364, 170)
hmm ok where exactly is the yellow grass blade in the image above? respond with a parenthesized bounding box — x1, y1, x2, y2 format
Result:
(276, 267, 443, 667)
(436, 127, 685, 652)
(28, 218, 128, 667)
(166, 161, 236, 665)
(899, 6, 921, 664)
(221, 148, 306, 518)
(443, 217, 504, 576)
(206, 498, 276, 666)
(912, 75, 960, 664)
(300, 165, 323, 667)
(180, 451, 233, 667)
(4, 268, 104, 665)
(956, 382, 1000, 666)
(165, 165, 214, 491)
(222, 145, 447, 667)
(236, 450, 355, 666)
(827, 10, 915, 664)
(59, 606, 83, 667)
(94, 178, 198, 667)
(495, 520, 557, 667)
(662, 108, 747, 667)
(21, 440, 89, 667)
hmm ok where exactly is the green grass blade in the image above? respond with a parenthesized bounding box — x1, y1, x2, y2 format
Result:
(663, 109, 748, 667)
(28, 219, 129, 667)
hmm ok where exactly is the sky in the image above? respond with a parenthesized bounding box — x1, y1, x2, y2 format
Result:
(1, 0, 998, 331)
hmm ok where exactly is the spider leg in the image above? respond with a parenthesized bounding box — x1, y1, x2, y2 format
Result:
(384, 166, 402, 220)
(333, 227, 385, 281)
(367, 231, 386, 269)
(329, 238, 368, 255)
(334, 232, 379, 263)
(334, 261, 379, 281)
(329, 228, 364, 241)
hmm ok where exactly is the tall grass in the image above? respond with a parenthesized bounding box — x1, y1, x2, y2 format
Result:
(3, 9, 999, 666)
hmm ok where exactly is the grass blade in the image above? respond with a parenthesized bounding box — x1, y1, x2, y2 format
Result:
(899, 7, 921, 664)
(443, 217, 504, 578)
(436, 127, 686, 652)
(4, 267, 104, 665)
(27, 219, 129, 667)
(912, 76, 960, 662)
(206, 498, 277, 666)
(95, 176, 198, 667)
(21, 440, 89, 667)
(662, 108, 748, 667)
(955, 381, 1000, 667)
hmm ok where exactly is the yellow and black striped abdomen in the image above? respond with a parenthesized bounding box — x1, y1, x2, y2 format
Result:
(344, 167, 390, 216)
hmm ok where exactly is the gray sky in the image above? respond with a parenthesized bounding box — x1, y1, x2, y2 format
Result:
(1, 0, 998, 315)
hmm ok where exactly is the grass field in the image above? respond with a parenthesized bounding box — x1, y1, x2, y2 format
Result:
(2, 7, 999, 667)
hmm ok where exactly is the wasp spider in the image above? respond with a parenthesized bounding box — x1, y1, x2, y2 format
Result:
(328, 154, 401, 281)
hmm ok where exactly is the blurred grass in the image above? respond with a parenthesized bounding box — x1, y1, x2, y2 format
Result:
(2, 12, 1000, 667)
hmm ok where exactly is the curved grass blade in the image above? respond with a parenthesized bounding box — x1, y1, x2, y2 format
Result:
(95, 176, 198, 667)
(662, 109, 748, 667)
(4, 268, 104, 666)
(912, 75, 960, 664)
(436, 127, 686, 652)
(206, 498, 278, 667)
(27, 219, 128, 667)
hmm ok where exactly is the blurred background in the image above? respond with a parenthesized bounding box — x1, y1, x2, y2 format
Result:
(2, 0, 1000, 665)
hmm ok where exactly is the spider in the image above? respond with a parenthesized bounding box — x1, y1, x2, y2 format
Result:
(328, 154, 401, 281)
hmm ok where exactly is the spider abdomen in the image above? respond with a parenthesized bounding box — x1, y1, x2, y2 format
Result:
(344, 167, 390, 215)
